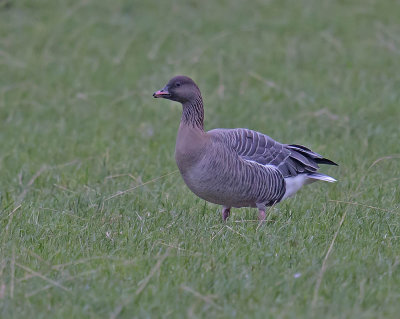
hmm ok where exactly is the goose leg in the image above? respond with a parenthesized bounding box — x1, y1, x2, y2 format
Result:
(222, 206, 231, 221)
(258, 209, 266, 222)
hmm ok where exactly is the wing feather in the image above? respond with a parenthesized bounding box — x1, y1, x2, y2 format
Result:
(209, 128, 336, 178)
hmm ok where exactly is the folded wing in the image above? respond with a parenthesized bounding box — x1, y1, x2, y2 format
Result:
(210, 128, 337, 178)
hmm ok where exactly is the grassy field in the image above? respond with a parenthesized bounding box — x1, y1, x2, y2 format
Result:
(1, 0, 400, 318)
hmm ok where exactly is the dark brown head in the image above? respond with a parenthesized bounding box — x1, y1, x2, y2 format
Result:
(153, 76, 201, 104)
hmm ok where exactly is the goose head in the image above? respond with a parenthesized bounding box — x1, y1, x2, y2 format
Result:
(153, 75, 201, 104)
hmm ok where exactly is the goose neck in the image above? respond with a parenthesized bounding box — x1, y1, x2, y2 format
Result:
(181, 96, 204, 130)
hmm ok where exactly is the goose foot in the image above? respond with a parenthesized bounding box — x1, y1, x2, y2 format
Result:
(258, 209, 266, 222)
(222, 206, 231, 221)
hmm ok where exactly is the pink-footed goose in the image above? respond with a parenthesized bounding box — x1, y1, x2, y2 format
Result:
(153, 75, 337, 221)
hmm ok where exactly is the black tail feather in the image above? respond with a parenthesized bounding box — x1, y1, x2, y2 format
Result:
(287, 144, 338, 167)
(315, 158, 338, 166)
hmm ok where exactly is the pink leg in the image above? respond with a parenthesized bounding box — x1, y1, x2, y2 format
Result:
(222, 206, 231, 221)
(258, 209, 266, 222)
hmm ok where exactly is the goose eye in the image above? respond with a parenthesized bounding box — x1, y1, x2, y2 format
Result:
(176, 82, 181, 87)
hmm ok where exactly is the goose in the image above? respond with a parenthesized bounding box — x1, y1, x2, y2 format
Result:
(153, 75, 337, 221)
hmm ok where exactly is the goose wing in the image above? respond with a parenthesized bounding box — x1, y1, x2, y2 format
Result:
(210, 128, 337, 178)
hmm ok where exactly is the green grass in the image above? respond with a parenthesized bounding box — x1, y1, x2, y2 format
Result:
(1, 0, 400, 318)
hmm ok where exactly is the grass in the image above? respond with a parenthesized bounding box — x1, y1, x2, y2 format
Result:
(1, 0, 400, 317)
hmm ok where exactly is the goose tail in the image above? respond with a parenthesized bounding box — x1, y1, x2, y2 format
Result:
(307, 172, 337, 183)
